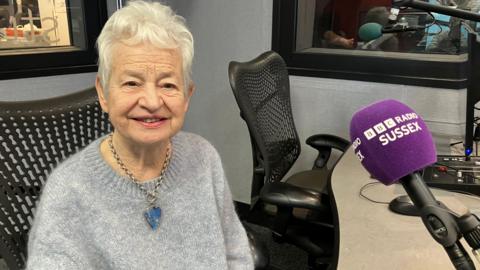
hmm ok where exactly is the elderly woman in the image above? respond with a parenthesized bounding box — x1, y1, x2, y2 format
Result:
(26, 1, 254, 269)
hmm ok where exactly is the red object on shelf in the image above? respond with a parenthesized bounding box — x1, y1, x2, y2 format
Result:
(4, 28, 41, 37)
(5, 28, 24, 37)
(437, 166, 449, 173)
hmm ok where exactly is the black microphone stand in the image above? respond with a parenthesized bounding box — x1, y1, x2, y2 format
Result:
(401, 173, 476, 270)
(458, 214, 480, 261)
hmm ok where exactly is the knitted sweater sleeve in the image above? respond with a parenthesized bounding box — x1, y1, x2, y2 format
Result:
(209, 147, 254, 270)
(26, 168, 92, 270)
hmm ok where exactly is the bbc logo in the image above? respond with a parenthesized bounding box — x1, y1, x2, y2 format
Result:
(363, 118, 396, 140)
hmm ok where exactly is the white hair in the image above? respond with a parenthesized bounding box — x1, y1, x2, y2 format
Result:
(96, 0, 194, 93)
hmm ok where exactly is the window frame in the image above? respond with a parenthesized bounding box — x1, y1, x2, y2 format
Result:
(0, 1, 108, 80)
(272, 0, 467, 89)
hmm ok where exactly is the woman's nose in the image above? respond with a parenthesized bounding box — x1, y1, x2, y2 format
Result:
(138, 86, 164, 110)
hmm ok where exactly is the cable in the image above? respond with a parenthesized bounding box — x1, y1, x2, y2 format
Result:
(359, 181, 391, 204)
(423, 12, 437, 30)
(416, 12, 441, 38)
(431, 21, 444, 35)
(359, 179, 480, 217)
(403, 11, 437, 31)
(450, 141, 463, 146)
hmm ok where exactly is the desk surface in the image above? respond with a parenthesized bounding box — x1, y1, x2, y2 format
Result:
(331, 148, 480, 270)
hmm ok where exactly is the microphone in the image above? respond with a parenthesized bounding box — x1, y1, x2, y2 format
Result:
(358, 22, 425, 42)
(358, 22, 420, 43)
(350, 99, 476, 270)
(350, 99, 436, 184)
(358, 22, 396, 50)
(358, 22, 383, 42)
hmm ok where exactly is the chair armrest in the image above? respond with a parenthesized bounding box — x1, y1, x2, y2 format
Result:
(306, 134, 350, 168)
(306, 134, 350, 152)
(260, 182, 326, 211)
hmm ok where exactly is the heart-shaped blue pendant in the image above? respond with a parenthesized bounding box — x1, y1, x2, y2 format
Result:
(144, 206, 161, 231)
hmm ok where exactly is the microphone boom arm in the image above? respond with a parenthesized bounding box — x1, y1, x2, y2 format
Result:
(395, 0, 480, 23)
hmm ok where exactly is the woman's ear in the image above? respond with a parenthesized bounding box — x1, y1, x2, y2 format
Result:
(187, 82, 195, 99)
(95, 77, 109, 113)
(183, 82, 195, 112)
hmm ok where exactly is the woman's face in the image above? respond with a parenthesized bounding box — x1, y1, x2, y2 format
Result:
(96, 42, 194, 147)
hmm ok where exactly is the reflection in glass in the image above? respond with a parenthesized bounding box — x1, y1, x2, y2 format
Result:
(296, 0, 479, 56)
(0, 0, 86, 51)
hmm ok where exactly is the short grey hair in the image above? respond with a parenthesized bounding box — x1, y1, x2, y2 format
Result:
(96, 0, 194, 93)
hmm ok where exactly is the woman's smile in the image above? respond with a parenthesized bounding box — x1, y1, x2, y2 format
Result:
(133, 116, 169, 128)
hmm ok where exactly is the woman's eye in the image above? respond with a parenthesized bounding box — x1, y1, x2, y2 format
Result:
(124, 81, 139, 87)
(163, 83, 176, 90)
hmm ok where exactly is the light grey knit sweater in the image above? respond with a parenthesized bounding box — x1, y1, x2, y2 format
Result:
(26, 131, 254, 270)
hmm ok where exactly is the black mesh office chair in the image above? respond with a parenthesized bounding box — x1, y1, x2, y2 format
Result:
(229, 51, 350, 269)
(0, 87, 112, 270)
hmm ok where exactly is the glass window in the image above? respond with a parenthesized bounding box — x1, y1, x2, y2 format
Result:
(0, 0, 87, 51)
(0, 0, 107, 79)
(273, 0, 479, 88)
(296, 0, 476, 55)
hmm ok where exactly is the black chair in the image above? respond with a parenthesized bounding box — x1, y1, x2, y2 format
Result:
(228, 51, 350, 269)
(0, 87, 112, 270)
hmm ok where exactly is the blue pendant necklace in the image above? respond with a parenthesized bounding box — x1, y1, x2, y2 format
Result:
(108, 134, 171, 231)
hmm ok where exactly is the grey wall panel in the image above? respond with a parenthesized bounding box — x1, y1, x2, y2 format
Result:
(167, 0, 273, 203)
(0, 73, 96, 101)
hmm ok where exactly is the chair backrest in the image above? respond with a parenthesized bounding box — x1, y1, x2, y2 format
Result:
(228, 51, 301, 201)
(0, 87, 112, 270)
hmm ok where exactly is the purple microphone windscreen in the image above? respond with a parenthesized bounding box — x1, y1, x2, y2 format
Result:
(349, 99, 437, 185)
